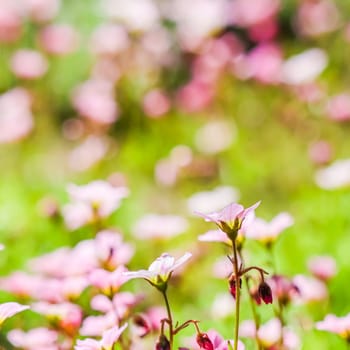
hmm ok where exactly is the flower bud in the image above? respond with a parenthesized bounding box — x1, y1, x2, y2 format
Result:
(258, 281, 273, 304)
(156, 334, 170, 350)
(229, 275, 242, 299)
(196, 333, 214, 350)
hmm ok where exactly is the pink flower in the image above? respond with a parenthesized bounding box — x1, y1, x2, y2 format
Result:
(10, 49, 49, 79)
(245, 212, 294, 245)
(63, 181, 129, 230)
(75, 323, 128, 350)
(39, 24, 79, 55)
(326, 93, 350, 122)
(143, 89, 171, 118)
(246, 43, 283, 84)
(187, 186, 240, 215)
(308, 255, 337, 281)
(89, 266, 128, 295)
(68, 136, 109, 172)
(316, 313, 350, 340)
(315, 159, 350, 190)
(198, 230, 232, 246)
(90, 24, 129, 56)
(124, 252, 192, 290)
(281, 48, 328, 85)
(240, 318, 299, 349)
(8, 327, 58, 349)
(0, 302, 29, 325)
(132, 214, 188, 240)
(72, 79, 118, 124)
(195, 201, 260, 240)
(32, 302, 82, 335)
(308, 141, 332, 165)
(23, 0, 61, 23)
(177, 80, 214, 113)
(0, 243, 4, 250)
(292, 274, 328, 303)
(94, 230, 134, 269)
(0, 88, 33, 143)
(0, 2, 22, 43)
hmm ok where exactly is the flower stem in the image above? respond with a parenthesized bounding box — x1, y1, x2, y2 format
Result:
(162, 290, 174, 349)
(232, 240, 241, 350)
(244, 276, 262, 350)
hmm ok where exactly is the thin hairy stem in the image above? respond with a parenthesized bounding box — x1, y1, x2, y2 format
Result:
(232, 240, 241, 350)
(162, 290, 174, 349)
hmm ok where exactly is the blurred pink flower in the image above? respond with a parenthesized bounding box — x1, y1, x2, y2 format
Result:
(0, 271, 43, 298)
(326, 93, 350, 122)
(32, 301, 82, 335)
(89, 266, 128, 295)
(281, 48, 328, 85)
(68, 136, 110, 172)
(0, 1, 22, 43)
(142, 89, 170, 118)
(94, 230, 134, 269)
(195, 201, 260, 240)
(132, 306, 167, 337)
(229, 0, 280, 27)
(296, 0, 340, 38)
(91, 292, 141, 319)
(177, 80, 214, 113)
(0, 302, 30, 325)
(308, 255, 337, 281)
(315, 159, 350, 190)
(0, 243, 4, 250)
(72, 79, 119, 124)
(8, 327, 58, 350)
(80, 313, 117, 337)
(268, 275, 299, 306)
(124, 252, 192, 288)
(39, 24, 79, 55)
(90, 23, 129, 56)
(102, 0, 159, 32)
(246, 43, 283, 84)
(23, 0, 61, 22)
(63, 181, 129, 230)
(132, 214, 188, 240)
(0, 88, 33, 143)
(292, 274, 328, 303)
(199, 229, 232, 246)
(245, 212, 294, 245)
(316, 313, 350, 340)
(10, 49, 49, 79)
(195, 121, 236, 155)
(187, 186, 239, 215)
(210, 293, 236, 319)
(240, 318, 300, 349)
(29, 241, 97, 277)
(308, 141, 332, 165)
(75, 323, 128, 350)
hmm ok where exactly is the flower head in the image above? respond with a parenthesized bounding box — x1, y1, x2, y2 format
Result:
(124, 252, 192, 291)
(75, 323, 128, 350)
(196, 201, 260, 241)
(316, 313, 350, 340)
(0, 302, 30, 326)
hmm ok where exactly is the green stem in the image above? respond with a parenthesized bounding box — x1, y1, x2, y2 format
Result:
(244, 276, 263, 350)
(232, 241, 241, 350)
(162, 290, 174, 349)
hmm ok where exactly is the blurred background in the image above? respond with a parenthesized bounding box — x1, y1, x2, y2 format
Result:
(1, 0, 350, 348)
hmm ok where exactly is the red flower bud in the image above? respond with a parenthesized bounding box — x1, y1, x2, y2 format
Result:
(156, 334, 170, 350)
(258, 281, 273, 304)
(229, 275, 242, 299)
(196, 333, 214, 350)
